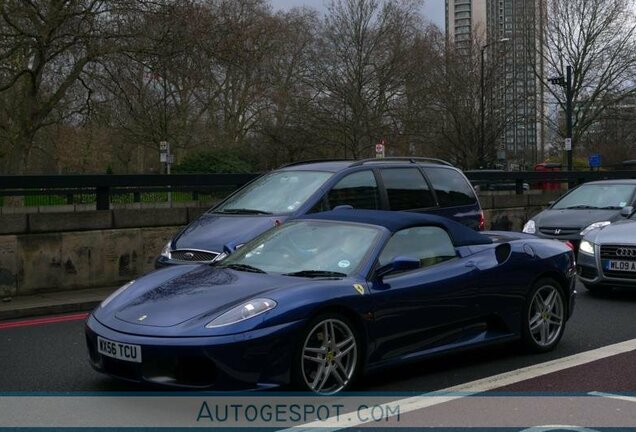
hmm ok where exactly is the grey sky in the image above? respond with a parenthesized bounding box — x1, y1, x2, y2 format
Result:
(269, 0, 445, 29)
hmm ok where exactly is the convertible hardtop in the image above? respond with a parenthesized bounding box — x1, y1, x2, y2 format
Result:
(299, 209, 492, 247)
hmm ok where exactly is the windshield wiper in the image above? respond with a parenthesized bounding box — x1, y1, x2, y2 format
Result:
(283, 270, 347, 278)
(221, 263, 267, 273)
(216, 208, 273, 215)
(599, 206, 623, 210)
(563, 205, 599, 209)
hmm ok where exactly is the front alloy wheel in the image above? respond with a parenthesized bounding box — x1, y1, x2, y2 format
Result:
(298, 316, 359, 394)
(523, 278, 565, 352)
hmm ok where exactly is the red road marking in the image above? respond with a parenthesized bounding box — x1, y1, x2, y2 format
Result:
(0, 312, 88, 330)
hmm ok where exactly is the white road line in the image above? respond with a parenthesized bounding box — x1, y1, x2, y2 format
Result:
(290, 338, 636, 431)
(589, 391, 636, 404)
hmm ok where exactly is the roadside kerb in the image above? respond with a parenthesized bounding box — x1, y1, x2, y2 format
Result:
(0, 286, 114, 321)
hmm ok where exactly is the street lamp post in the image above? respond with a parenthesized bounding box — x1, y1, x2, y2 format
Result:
(480, 38, 509, 169)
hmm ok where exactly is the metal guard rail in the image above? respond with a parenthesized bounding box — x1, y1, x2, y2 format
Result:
(1, 171, 636, 209)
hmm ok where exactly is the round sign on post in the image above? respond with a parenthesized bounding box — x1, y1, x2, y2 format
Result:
(375, 142, 385, 158)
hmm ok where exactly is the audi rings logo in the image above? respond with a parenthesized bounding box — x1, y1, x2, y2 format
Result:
(616, 247, 636, 258)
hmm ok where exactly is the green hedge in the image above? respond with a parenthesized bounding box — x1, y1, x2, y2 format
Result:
(173, 149, 253, 174)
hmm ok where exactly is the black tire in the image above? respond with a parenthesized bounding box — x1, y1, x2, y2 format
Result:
(521, 278, 566, 353)
(291, 313, 361, 394)
(583, 282, 613, 296)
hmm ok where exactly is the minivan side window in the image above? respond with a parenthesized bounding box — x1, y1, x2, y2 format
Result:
(323, 170, 381, 210)
(422, 167, 477, 207)
(380, 168, 436, 210)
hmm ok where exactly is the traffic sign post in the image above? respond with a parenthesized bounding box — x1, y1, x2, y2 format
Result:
(375, 140, 385, 158)
(159, 141, 172, 206)
(588, 153, 601, 170)
(549, 65, 573, 173)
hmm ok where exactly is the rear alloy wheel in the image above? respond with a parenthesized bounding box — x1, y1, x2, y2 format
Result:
(296, 315, 359, 394)
(522, 279, 566, 353)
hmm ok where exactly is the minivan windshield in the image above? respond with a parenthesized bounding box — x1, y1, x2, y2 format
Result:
(552, 184, 636, 210)
(218, 221, 383, 276)
(213, 171, 333, 215)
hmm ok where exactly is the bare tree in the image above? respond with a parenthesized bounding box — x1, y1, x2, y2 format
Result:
(0, 0, 145, 174)
(91, 0, 213, 171)
(198, 0, 274, 148)
(251, 7, 324, 167)
(579, 94, 636, 166)
(308, 0, 423, 159)
(540, 0, 636, 152)
(421, 31, 514, 169)
(389, 28, 440, 157)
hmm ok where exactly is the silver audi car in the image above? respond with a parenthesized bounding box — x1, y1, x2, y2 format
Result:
(577, 208, 636, 294)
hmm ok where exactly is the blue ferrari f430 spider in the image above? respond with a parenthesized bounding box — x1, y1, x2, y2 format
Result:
(86, 210, 576, 394)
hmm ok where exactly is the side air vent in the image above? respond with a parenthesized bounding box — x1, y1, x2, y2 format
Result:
(495, 243, 511, 264)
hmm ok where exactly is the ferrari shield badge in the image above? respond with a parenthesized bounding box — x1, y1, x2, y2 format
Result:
(353, 284, 365, 295)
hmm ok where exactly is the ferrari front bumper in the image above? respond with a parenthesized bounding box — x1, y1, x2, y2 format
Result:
(85, 314, 304, 390)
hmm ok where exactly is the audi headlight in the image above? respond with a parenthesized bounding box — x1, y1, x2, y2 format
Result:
(101, 280, 135, 308)
(522, 220, 536, 234)
(579, 240, 595, 256)
(205, 298, 277, 328)
(580, 221, 610, 236)
(160, 241, 172, 259)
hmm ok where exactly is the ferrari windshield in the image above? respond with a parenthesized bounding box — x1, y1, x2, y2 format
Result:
(552, 184, 636, 210)
(218, 221, 383, 276)
(213, 171, 333, 215)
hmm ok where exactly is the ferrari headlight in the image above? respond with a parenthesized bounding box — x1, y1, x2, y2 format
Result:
(205, 298, 277, 328)
(580, 221, 610, 236)
(160, 241, 172, 259)
(579, 240, 595, 256)
(101, 280, 135, 308)
(522, 220, 536, 234)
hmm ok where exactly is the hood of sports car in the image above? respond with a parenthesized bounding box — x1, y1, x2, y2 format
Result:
(94, 264, 361, 337)
(110, 265, 299, 328)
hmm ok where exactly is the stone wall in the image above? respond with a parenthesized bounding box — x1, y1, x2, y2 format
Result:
(0, 208, 207, 297)
(0, 192, 561, 297)
(481, 191, 562, 231)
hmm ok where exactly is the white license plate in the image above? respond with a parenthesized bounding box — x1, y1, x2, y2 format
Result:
(97, 336, 142, 363)
(603, 260, 636, 272)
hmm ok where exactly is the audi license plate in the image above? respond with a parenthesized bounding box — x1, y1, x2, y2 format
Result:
(97, 336, 142, 363)
(603, 260, 636, 272)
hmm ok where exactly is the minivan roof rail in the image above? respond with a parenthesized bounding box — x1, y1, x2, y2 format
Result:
(349, 157, 453, 167)
(278, 159, 352, 168)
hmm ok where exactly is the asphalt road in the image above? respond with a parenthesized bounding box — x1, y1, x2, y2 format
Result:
(1, 281, 635, 393)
